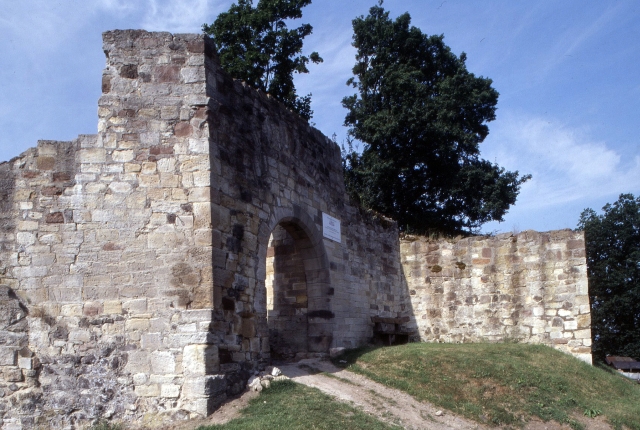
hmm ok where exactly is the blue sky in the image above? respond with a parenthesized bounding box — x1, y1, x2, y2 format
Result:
(1, 0, 638, 233)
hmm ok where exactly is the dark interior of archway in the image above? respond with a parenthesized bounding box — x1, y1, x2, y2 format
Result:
(265, 222, 312, 361)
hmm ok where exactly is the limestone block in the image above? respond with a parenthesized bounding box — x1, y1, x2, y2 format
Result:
(160, 173, 180, 188)
(16, 232, 36, 246)
(125, 350, 151, 374)
(577, 314, 590, 329)
(563, 320, 578, 330)
(157, 158, 176, 172)
(183, 344, 219, 376)
(161, 384, 181, 398)
(4, 368, 23, 382)
(147, 232, 166, 249)
(184, 398, 211, 417)
(150, 351, 176, 374)
(558, 309, 572, 317)
(194, 229, 212, 246)
(109, 181, 132, 193)
(573, 329, 591, 340)
(124, 163, 142, 173)
(149, 374, 177, 384)
(189, 138, 209, 154)
(192, 202, 211, 229)
(126, 318, 151, 331)
(123, 298, 148, 314)
(141, 333, 163, 350)
(83, 301, 103, 316)
(18, 357, 33, 370)
(161, 106, 180, 120)
(0, 347, 16, 366)
(549, 331, 563, 339)
(133, 373, 148, 385)
(188, 187, 210, 202)
(179, 323, 198, 333)
(139, 174, 160, 188)
(182, 374, 227, 398)
(112, 149, 134, 162)
(61, 304, 83, 317)
(135, 384, 160, 397)
(193, 171, 210, 187)
(18, 220, 39, 231)
(103, 300, 123, 314)
(181, 67, 205, 83)
(79, 148, 106, 163)
(141, 162, 157, 175)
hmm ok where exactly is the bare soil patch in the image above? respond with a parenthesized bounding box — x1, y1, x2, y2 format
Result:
(280, 358, 614, 430)
(145, 357, 614, 429)
(280, 358, 485, 430)
(148, 390, 259, 430)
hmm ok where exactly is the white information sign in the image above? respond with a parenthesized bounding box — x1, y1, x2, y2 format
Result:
(322, 212, 341, 243)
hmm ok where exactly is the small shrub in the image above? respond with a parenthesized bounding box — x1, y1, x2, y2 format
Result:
(584, 408, 602, 418)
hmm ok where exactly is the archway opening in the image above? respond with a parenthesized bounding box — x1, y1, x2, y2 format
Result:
(265, 221, 310, 360)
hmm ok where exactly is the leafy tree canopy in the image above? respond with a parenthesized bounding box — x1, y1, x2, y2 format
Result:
(578, 194, 640, 362)
(203, 0, 322, 120)
(342, 2, 530, 234)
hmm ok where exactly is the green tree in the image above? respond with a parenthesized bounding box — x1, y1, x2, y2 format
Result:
(578, 194, 640, 362)
(342, 3, 530, 234)
(203, 0, 322, 120)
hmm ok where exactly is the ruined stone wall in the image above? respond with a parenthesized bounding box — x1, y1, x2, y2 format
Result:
(400, 230, 592, 363)
(0, 29, 591, 428)
(0, 30, 408, 428)
(0, 31, 218, 427)
(203, 31, 409, 380)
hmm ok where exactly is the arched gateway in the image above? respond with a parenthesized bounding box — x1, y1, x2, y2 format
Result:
(0, 32, 410, 426)
(259, 210, 333, 360)
(0, 31, 593, 428)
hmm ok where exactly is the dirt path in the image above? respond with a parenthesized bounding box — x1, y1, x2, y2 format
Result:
(152, 358, 613, 430)
(280, 358, 486, 430)
(279, 359, 613, 430)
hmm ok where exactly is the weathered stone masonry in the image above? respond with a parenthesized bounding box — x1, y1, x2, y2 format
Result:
(401, 230, 592, 364)
(0, 30, 408, 428)
(0, 30, 590, 428)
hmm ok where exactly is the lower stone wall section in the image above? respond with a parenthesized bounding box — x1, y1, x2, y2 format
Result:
(401, 230, 592, 363)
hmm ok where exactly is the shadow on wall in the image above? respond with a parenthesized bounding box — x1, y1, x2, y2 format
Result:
(259, 214, 334, 361)
(0, 158, 17, 282)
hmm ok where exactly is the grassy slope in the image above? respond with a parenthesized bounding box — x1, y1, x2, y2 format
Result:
(196, 379, 399, 430)
(335, 343, 640, 429)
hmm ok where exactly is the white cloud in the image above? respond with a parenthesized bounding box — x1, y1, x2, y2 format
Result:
(96, 0, 136, 14)
(0, 2, 90, 52)
(484, 115, 640, 211)
(140, 0, 225, 33)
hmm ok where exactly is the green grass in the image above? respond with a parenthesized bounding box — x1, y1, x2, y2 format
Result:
(88, 422, 123, 430)
(334, 343, 640, 429)
(196, 379, 400, 430)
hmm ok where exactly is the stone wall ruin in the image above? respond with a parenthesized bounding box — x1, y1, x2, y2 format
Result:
(401, 231, 592, 363)
(0, 30, 590, 428)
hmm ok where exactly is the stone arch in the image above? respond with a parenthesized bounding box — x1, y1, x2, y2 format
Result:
(254, 205, 333, 360)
